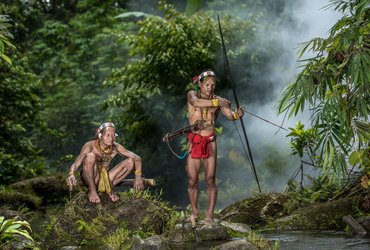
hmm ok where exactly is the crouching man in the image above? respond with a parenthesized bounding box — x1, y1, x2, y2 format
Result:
(66, 122, 144, 203)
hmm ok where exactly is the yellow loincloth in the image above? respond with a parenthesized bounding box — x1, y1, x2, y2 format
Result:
(98, 167, 112, 193)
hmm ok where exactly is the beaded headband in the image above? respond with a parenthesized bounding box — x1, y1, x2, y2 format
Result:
(98, 122, 115, 134)
(192, 70, 216, 84)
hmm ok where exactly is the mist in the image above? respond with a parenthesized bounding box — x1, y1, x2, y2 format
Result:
(213, 0, 342, 207)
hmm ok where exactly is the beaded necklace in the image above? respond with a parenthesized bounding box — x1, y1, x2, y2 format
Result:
(96, 140, 113, 161)
(198, 91, 215, 121)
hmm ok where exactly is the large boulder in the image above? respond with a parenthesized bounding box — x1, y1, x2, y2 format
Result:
(9, 174, 69, 206)
(0, 234, 35, 250)
(0, 190, 42, 210)
(0, 209, 23, 220)
(219, 192, 365, 231)
(171, 219, 229, 243)
(169, 219, 270, 249)
(42, 191, 172, 249)
(220, 193, 289, 226)
(273, 195, 363, 230)
(129, 219, 261, 250)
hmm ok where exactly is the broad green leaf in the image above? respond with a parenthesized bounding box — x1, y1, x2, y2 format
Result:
(3, 224, 22, 231)
(1, 53, 12, 64)
(11, 229, 34, 242)
(349, 149, 365, 166)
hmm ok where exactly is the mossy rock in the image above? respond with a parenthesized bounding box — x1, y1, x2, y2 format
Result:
(0, 209, 23, 219)
(170, 219, 270, 249)
(219, 192, 289, 227)
(273, 195, 363, 230)
(0, 190, 42, 210)
(42, 191, 173, 249)
(171, 220, 229, 243)
(9, 174, 70, 205)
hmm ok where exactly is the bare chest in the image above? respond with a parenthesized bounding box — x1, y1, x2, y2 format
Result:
(91, 144, 117, 165)
(188, 104, 218, 123)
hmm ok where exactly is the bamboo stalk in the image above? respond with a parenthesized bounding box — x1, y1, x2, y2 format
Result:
(119, 178, 156, 186)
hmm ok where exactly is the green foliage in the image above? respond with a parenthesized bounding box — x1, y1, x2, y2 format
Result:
(76, 215, 112, 240)
(349, 147, 370, 172)
(47, 206, 119, 247)
(42, 189, 176, 248)
(104, 1, 221, 144)
(185, 0, 202, 16)
(349, 145, 370, 188)
(247, 230, 277, 250)
(23, 0, 132, 169)
(287, 121, 317, 158)
(0, 54, 45, 184)
(277, 0, 370, 180)
(105, 227, 131, 250)
(0, 14, 15, 64)
(0, 4, 47, 184)
(0, 216, 35, 247)
(284, 175, 341, 213)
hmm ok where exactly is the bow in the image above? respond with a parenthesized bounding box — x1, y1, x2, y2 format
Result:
(163, 120, 212, 159)
(217, 14, 262, 193)
(162, 123, 197, 159)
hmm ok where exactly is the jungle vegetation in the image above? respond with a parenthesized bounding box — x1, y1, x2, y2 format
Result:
(278, 0, 370, 189)
(0, 0, 368, 209)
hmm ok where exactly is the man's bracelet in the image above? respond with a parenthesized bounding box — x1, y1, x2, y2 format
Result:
(233, 112, 238, 120)
(68, 170, 75, 176)
(135, 170, 142, 175)
(212, 98, 219, 107)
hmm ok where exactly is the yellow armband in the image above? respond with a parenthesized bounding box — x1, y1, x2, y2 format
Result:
(212, 98, 219, 107)
(233, 111, 238, 120)
(135, 170, 142, 175)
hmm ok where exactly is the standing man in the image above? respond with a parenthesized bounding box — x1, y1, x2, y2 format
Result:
(187, 69, 244, 224)
(66, 122, 144, 203)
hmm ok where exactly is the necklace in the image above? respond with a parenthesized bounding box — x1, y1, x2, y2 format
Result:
(198, 91, 214, 120)
(96, 140, 112, 160)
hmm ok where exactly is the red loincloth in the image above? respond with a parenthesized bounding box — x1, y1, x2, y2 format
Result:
(187, 132, 216, 159)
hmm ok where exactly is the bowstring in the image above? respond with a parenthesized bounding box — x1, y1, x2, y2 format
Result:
(168, 104, 188, 159)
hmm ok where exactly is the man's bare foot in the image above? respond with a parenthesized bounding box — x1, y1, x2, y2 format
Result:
(108, 192, 120, 202)
(186, 210, 199, 228)
(88, 191, 101, 204)
(203, 217, 214, 225)
(204, 213, 214, 224)
(186, 214, 198, 228)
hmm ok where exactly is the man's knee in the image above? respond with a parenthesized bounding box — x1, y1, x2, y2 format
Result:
(205, 176, 217, 189)
(188, 178, 198, 189)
